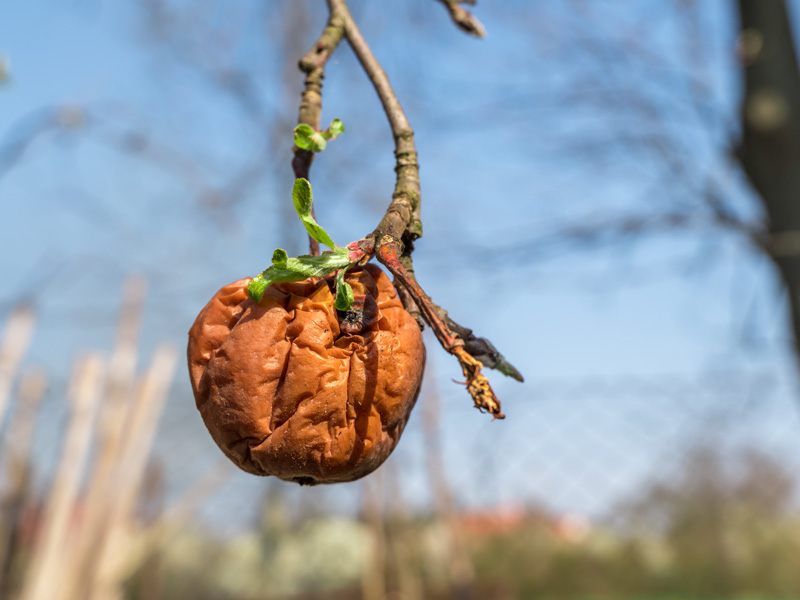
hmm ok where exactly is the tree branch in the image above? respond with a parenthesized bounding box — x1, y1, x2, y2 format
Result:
(330, 0, 422, 244)
(436, 0, 487, 38)
(293, 10, 346, 256)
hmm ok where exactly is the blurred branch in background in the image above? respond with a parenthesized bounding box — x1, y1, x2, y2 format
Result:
(0, 280, 229, 600)
(0, 368, 46, 598)
(440, 0, 800, 370)
(0, 104, 247, 233)
(0, 307, 35, 428)
(0, 3, 319, 238)
(138, 0, 319, 247)
(492, 1, 755, 254)
(21, 353, 105, 600)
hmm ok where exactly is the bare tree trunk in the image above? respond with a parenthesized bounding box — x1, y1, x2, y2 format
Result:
(736, 0, 800, 354)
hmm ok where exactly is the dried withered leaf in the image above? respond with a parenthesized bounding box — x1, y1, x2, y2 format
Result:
(187, 265, 425, 484)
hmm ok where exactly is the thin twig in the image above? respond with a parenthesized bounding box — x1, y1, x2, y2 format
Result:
(436, 0, 487, 38)
(293, 10, 346, 255)
(330, 0, 422, 244)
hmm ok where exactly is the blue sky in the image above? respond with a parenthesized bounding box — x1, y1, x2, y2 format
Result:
(2, 0, 799, 527)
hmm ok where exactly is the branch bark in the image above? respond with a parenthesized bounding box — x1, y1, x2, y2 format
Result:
(293, 11, 346, 255)
(736, 0, 800, 355)
(329, 0, 422, 245)
(436, 0, 486, 38)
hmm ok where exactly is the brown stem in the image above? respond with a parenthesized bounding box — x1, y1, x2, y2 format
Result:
(377, 244, 460, 352)
(436, 0, 487, 38)
(377, 244, 504, 419)
(331, 0, 423, 245)
(292, 8, 346, 255)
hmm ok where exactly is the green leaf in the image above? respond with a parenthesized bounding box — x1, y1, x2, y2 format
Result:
(249, 179, 359, 303)
(292, 177, 313, 214)
(292, 178, 337, 251)
(248, 269, 305, 302)
(334, 268, 354, 311)
(294, 124, 326, 152)
(294, 124, 314, 149)
(323, 118, 345, 140)
(309, 132, 326, 151)
(247, 252, 351, 302)
(271, 248, 288, 268)
(285, 253, 350, 276)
